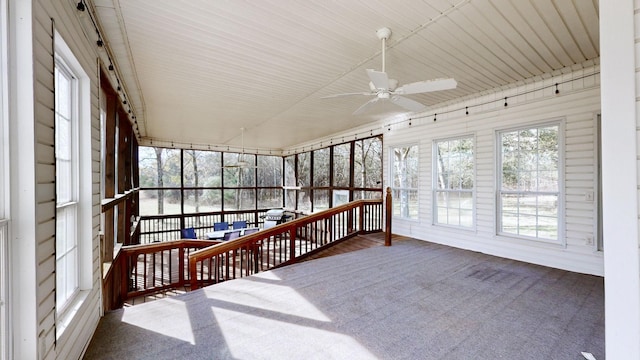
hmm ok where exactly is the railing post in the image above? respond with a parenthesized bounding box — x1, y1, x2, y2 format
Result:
(189, 257, 199, 290)
(178, 245, 185, 286)
(289, 227, 296, 262)
(120, 253, 129, 305)
(385, 187, 392, 246)
(358, 203, 364, 233)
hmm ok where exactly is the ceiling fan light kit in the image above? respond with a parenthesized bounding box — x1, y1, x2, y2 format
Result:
(324, 27, 457, 115)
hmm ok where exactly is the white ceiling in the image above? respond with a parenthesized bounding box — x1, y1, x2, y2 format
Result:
(92, 0, 599, 152)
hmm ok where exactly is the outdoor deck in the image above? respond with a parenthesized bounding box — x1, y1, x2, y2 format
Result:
(87, 236, 604, 359)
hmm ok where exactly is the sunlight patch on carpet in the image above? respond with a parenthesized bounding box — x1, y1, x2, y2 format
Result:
(122, 297, 195, 344)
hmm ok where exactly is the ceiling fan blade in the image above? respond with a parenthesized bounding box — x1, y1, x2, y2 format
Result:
(353, 97, 380, 115)
(366, 69, 389, 90)
(390, 95, 426, 112)
(223, 163, 258, 169)
(396, 78, 457, 95)
(321, 92, 373, 99)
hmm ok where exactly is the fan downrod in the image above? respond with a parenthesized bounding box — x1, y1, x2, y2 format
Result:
(377, 27, 391, 73)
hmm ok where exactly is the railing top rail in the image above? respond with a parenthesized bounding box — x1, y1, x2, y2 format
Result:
(286, 199, 374, 222)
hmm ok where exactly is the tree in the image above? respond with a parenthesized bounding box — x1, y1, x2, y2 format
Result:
(186, 149, 200, 213)
(333, 144, 350, 187)
(393, 146, 416, 218)
(313, 148, 330, 187)
(355, 137, 382, 198)
(154, 147, 164, 214)
(137, 146, 180, 215)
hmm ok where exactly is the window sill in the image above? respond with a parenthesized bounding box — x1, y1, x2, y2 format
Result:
(392, 216, 419, 223)
(496, 233, 565, 247)
(56, 290, 90, 340)
(433, 223, 476, 232)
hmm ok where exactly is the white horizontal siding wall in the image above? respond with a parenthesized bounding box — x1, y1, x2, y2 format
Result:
(29, 0, 102, 359)
(384, 68, 603, 276)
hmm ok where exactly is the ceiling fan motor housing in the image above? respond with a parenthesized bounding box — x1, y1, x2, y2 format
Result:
(376, 27, 391, 40)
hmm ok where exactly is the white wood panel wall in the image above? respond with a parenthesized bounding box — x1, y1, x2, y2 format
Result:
(600, 0, 640, 358)
(383, 68, 603, 276)
(30, 1, 102, 359)
(8, 0, 38, 357)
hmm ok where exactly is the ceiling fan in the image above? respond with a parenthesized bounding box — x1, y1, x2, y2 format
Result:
(323, 27, 457, 115)
(223, 128, 257, 169)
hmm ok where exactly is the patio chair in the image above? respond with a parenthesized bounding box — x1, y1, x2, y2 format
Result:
(214, 222, 229, 231)
(243, 228, 259, 235)
(223, 230, 241, 241)
(181, 227, 197, 239)
(232, 220, 247, 229)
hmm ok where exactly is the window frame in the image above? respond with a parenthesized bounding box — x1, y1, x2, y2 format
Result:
(390, 143, 419, 220)
(0, 0, 6, 220)
(55, 51, 80, 315)
(137, 136, 382, 217)
(496, 120, 564, 244)
(54, 31, 93, 337)
(0, 0, 8, 357)
(432, 135, 475, 229)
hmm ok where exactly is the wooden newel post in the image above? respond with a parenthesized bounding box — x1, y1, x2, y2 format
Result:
(289, 228, 297, 262)
(189, 258, 199, 290)
(385, 187, 392, 246)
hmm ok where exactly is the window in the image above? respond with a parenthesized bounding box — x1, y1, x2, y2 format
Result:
(136, 137, 381, 226)
(498, 123, 561, 241)
(354, 136, 383, 200)
(313, 148, 329, 187)
(391, 145, 419, 219)
(333, 143, 350, 187)
(354, 137, 382, 188)
(138, 147, 181, 215)
(54, 32, 92, 324)
(284, 155, 296, 208)
(55, 58, 79, 311)
(183, 150, 221, 213)
(434, 136, 474, 228)
(138, 148, 285, 216)
(297, 152, 311, 212)
(257, 154, 283, 208)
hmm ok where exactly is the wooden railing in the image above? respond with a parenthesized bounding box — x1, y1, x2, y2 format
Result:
(188, 199, 384, 290)
(104, 192, 390, 309)
(122, 240, 221, 299)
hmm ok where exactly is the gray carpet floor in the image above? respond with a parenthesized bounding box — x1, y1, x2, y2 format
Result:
(84, 239, 604, 359)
